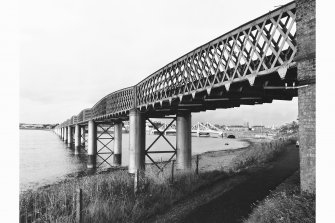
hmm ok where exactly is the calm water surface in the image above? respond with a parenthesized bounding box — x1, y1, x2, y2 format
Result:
(20, 129, 247, 191)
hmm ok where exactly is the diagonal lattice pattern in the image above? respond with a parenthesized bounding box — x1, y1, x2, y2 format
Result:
(96, 124, 115, 168)
(91, 87, 134, 119)
(77, 109, 92, 123)
(146, 118, 176, 171)
(136, 3, 296, 107)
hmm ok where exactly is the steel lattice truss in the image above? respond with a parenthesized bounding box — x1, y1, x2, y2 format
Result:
(77, 109, 92, 123)
(146, 118, 176, 171)
(81, 126, 87, 151)
(96, 124, 114, 168)
(136, 3, 296, 107)
(91, 87, 134, 120)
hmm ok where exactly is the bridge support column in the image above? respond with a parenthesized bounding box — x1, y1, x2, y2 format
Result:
(64, 127, 68, 143)
(67, 126, 72, 147)
(296, 0, 316, 194)
(87, 120, 97, 169)
(113, 122, 122, 166)
(74, 124, 81, 155)
(129, 109, 145, 173)
(63, 128, 66, 141)
(176, 112, 192, 171)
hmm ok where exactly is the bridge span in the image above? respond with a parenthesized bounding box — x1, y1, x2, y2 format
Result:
(54, 1, 315, 193)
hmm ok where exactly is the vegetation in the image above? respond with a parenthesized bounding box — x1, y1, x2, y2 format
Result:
(244, 174, 315, 223)
(20, 166, 227, 223)
(230, 136, 297, 171)
(19, 136, 298, 223)
(277, 121, 299, 137)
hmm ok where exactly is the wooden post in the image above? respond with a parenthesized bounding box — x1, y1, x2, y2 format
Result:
(195, 155, 199, 175)
(76, 188, 82, 223)
(134, 169, 139, 194)
(171, 160, 175, 183)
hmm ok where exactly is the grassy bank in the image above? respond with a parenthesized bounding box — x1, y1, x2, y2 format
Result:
(20, 166, 228, 222)
(230, 136, 297, 171)
(244, 172, 315, 223)
(20, 138, 295, 222)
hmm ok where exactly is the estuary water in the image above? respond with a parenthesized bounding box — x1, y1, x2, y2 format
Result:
(20, 129, 248, 191)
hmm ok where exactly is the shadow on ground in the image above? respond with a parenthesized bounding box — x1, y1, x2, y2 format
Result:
(181, 145, 299, 223)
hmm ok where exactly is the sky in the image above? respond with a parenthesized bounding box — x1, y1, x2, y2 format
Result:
(19, 0, 297, 127)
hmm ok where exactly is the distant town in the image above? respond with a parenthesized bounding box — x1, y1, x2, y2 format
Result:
(19, 123, 58, 130)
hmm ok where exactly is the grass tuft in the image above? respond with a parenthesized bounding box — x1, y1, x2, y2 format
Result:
(20, 165, 228, 222)
(230, 136, 297, 171)
(244, 187, 315, 223)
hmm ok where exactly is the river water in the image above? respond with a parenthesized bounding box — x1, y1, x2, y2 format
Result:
(20, 129, 248, 191)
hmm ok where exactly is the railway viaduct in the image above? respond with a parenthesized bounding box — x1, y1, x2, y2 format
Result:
(54, 0, 315, 193)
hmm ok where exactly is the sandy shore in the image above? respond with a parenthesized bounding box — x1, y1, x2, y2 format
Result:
(193, 138, 251, 173)
(192, 137, 274, 173)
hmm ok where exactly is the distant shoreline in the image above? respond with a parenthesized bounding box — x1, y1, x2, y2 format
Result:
(19, 128, 52, 130)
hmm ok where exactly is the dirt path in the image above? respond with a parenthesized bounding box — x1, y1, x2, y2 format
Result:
(148, 145, 299, 223)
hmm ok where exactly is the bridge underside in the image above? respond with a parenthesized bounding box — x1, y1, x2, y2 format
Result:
(142, 68, 298, 117)
(90, 66, 298, 121)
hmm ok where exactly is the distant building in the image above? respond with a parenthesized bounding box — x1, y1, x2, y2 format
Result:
(251, 125, 264, 131)
(226, 125, 249, 131)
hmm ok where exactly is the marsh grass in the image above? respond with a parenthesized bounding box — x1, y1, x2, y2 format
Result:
(240, 137, 316, 223)
(20, 137, 296, 222)
(244, 187, 315, 223)
(230, 136, 297, 171)
(20, 164, 228, 222)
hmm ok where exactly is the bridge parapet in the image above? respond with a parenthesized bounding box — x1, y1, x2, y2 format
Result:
(77, 108, 92, 123)
(106, 87, 134, 114)
(91, 86, 134, 120)
(136, 2, 296, 107)
(71, 115, 78, 125)
(65, 119, 71, 127)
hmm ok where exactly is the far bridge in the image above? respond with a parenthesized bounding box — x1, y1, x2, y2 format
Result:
(151, 122, 224, 137)
(54, 1, 315, 193)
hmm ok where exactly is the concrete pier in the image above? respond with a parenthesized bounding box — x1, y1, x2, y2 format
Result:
(113, 122, 122, 166)
(129, 109, 145, 173)
(176, 112, 192, 171)
(67, 126, 72, 147)
(87, 120, 97, 169)
(74, 124, 81, 155)
(64, 127, 68, 143)
(63, 128, 66, 141)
